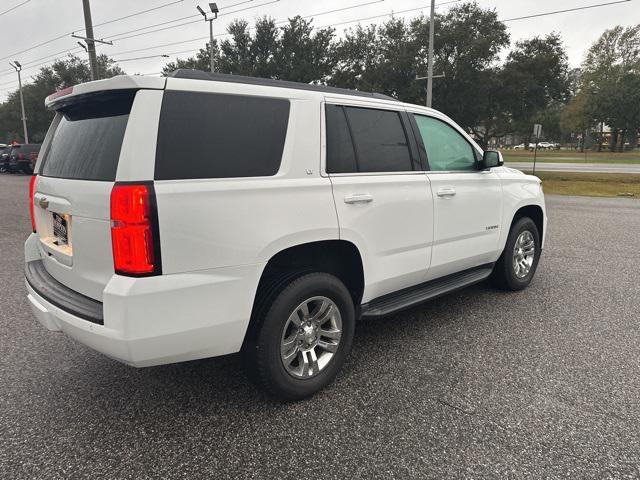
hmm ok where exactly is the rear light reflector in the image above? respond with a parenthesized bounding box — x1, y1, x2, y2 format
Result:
(46, 85, 74, 103)
(28, 175, 37, 232)
(110, 183, 161, 276)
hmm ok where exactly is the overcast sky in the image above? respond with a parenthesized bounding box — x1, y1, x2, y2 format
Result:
(1, 0, 639, 101)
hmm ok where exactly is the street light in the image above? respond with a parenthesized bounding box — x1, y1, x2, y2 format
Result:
(9, 61, 29, 144)
(197, 3, 218, 73)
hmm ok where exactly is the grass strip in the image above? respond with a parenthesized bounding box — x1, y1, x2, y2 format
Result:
(522, 171, 640, 198)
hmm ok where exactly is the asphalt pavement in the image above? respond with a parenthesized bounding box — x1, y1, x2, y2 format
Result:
(506, 161, 640, 174)
(1, 173, 639, 479)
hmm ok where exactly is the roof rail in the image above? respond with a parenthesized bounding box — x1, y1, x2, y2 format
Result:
(167, 69, 396, 101)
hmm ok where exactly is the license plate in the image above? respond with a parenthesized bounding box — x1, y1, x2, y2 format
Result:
(52, 212, 69, 245)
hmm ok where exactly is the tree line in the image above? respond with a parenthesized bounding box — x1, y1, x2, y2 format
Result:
(1, 3, 638, 151)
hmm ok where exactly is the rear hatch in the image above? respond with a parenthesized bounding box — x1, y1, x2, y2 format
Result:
(33, 90, 136, 301)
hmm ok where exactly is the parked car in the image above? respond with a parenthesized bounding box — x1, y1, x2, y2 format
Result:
(0, 145, 11, 172)
(25, 71, 546, 400)
(8, 143, 41, 173)
(29, 150, 39, 171)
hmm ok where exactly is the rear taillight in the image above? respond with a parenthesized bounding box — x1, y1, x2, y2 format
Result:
(18, 153, 24, 160)
(28, 175, 37, 232)
(110, 183, 161, 276)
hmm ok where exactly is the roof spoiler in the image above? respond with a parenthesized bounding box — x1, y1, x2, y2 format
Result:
(45, 75, 167, 109)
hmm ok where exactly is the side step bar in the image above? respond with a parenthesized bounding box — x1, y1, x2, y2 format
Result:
(360, 264, 494, 319)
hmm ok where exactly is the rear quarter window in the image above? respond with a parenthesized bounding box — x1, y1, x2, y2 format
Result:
(155, 91, 290, 180)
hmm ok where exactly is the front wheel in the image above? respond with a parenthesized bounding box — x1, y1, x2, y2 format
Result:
(492, 216, 541, 291)
(248, 272, 355, 401)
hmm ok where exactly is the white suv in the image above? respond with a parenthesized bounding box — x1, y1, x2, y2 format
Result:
(25, 70, 546, 400)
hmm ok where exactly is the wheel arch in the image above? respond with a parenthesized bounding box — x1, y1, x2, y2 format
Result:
(511, 204, 544, 242)
(242, 239, 365, 348)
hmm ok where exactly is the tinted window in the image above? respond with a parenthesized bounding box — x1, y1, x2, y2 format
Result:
(20, 145, 40, 154)
(155, 91, 290, 180)
(344, 107, 412, 173)
(40, 91, 134, 180)
(326, 105, 357, 173)
(414, 115, 476, 171)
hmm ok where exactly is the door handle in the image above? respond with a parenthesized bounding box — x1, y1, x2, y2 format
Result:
(344, 194, 373, 204)
(436, 188, 456, 198)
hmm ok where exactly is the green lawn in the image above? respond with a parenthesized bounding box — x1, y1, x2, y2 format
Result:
(522, 171, 640, 198)
(503, 149, 640, 164)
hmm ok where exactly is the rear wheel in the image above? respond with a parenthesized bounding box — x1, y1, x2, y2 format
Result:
(247, 272, 355, 401)
(492, 216, 541, 290)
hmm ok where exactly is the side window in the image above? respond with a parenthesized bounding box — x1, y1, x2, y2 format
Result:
(326, 105, 413, 174)
(345, 107, 413, 172)
(326, 105, 357, 174)
(414, 115, 477, 171)
(155, 91, 290, 180)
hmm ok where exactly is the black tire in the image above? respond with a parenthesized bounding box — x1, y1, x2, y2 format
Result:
(247, 272, 355, 401)
(492, 216, 541, 291)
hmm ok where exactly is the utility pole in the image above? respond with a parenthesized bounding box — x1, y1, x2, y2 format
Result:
(9, 61, 29, 144)
(81, 0, 99, 81)
(426, 0, 436, 108)
(209, 18, 214, 73)
(197, 4, 219, 73)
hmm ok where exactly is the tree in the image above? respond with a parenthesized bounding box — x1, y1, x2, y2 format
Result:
(500, 33, 570, 147)
(560, 93, 593, 150)
(0, 54, 124, 143)
(331, 18, 423, 101)
(331, 3, 511, 146)
(329, 24, 383, 92)
(429, 4, 510, 145)
(581, 25, 640, 151)
(162, 41, 220, 73)
(163, 16, 335, 83)
(274, 16, 335, 83)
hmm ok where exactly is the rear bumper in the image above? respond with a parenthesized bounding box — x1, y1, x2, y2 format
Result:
(26, 260, 103, 324)
(25, 243, 263, 367)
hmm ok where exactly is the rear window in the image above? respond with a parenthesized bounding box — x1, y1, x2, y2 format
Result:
(18, 145, 40, 154)
(39, 90, 135, 181)
(155, 91, 290, 180)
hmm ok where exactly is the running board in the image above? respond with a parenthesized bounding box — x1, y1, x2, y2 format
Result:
(360, 264, 494, 319)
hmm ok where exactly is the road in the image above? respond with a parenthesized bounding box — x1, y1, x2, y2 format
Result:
(506, 161, 640, 174)
(1, 173, 639, 479)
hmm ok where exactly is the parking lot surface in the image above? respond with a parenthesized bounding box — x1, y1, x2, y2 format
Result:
(1, 173, 639, 479)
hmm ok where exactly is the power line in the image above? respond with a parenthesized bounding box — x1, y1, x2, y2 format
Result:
(280, 0, 385, 24)
(106, 0, 389, 57)
(0, 47, 84, 80)
(102, 14, 199, 41)
(104, 0, 281, 42)
(0, 0, 278, 84)
(502, 0, 632, 22)
(117, 54, 170, 62)
(3, 0, 632, 95)
(314, 1, 456, 30)
(92, 0, 184, 29)
(0, 0, 186, 62)
(0, 0, 30, 18)
(109, 36, 210, 58)
(103, 0, 454, 59)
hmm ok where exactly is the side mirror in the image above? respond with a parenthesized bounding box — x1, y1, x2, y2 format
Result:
(479, 150, 504, 170)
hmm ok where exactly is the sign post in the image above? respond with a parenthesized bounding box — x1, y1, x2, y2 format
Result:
(532, 124, 542, 175)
